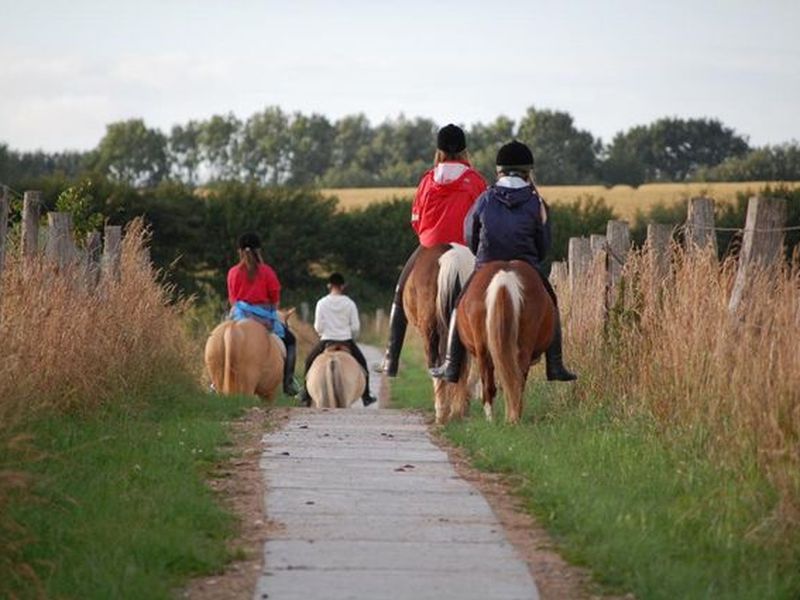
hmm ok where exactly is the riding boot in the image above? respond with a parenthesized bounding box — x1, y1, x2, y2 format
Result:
(429, 309, 465, 383)
(545, 316, 577, 382)
(375, 301, 407, 377)
(297, 385, 312, 407)
(282, 334, 300, 396)
(361, 388, 378, 407)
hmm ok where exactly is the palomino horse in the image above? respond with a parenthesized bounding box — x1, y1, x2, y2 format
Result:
(404, 243, 474, 424)
(457, 261, 556, 424)
(204, 309, 294, 402)
(306, 344, 367, 408)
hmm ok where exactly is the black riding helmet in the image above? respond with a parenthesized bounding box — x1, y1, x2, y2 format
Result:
(238, 232, 261, 250)
(496, 140, 534, 174)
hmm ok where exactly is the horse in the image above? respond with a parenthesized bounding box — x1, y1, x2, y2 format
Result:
(204, 308, 294, 402)
(403, 243, 475, 424)
(457, 261, 556, 424)
(305, 344, 367, 409)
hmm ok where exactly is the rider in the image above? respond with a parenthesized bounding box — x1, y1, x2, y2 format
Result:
(376, 123, 487, 376)
(227, 232, 299, 396)
(297, 273, 378, 407)
(429, 140, 577, 383)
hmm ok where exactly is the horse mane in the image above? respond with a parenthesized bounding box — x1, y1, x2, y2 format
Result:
(436, 243, 475, 329)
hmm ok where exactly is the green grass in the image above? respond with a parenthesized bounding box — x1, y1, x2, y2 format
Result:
(4, 382, 264, 600)
(391, 341, 800, 599)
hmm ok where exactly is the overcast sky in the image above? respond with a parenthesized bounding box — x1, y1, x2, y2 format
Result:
(1, 0, 798, 152)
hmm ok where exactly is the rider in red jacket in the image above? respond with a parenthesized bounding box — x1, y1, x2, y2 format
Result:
(376, 124, 487, 376)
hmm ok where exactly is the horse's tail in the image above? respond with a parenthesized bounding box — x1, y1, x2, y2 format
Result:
(222, 325, 240, 395)
(486, 269, 525, 404)
(322, 356, 345, 408)
(436, 243, 474, 328)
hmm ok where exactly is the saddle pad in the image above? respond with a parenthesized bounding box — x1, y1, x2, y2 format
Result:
(272, 333, 287, 359)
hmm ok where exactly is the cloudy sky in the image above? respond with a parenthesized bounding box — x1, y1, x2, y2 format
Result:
(1, 0, 798, 151)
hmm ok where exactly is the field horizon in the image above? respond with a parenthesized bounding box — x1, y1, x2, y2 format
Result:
(323, 180, 800, 221)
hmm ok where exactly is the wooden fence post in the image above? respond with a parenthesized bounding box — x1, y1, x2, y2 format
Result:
(549, 261, 568, 286)
(589, 234, 607, 260)
(374, 307, 386, 336)
(85, 231, 102, 288)
(21, 191, 41, 258)
(686, 197, 717, 253)
(101, 225, 122, 283)
(45, 212, 76, 270)
(728, 196, 787, 312)
(646, 223, 672, 283)
(568, 237, 591, 291)
(606, 220, 630, 285)
(0, 188, 8, 287)
(299, 301, 310, 323)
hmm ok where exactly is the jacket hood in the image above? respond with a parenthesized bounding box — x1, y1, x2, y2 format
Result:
(491, 184, 535, 208)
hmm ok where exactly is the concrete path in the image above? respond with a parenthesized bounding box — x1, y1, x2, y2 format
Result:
(254, 408, 539, 599)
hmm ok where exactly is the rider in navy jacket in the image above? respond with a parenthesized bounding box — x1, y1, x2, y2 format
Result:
(465, 182, 551, 270)
(430, 140, 577, 384)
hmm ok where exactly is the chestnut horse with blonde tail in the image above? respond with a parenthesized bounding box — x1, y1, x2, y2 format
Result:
(457, 260, 556, 424)
(403, 243, 474, 424)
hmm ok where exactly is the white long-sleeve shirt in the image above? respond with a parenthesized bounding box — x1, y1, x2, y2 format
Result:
(314, 293, 360, 341)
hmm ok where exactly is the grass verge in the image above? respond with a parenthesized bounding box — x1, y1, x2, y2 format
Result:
(390, 339, 800, 600)
(4, 382, 261, 600)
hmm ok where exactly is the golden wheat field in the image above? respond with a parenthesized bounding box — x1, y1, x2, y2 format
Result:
(323, 181, 800, 221)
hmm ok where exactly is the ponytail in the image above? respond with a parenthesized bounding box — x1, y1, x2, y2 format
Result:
(240, 247, 262, 280)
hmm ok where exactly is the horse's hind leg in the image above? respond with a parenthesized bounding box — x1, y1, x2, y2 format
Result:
(505, 375, 525, 424)
(447, 376, 470, 421)
(479, 357, 496, 422)
(432, 378, 447, 425)
(426, 328, 440, 368)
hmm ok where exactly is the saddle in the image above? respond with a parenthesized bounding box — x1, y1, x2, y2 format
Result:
(323, 341, 352, 355)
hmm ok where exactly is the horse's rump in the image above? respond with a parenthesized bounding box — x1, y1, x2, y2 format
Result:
(405, 243, 474, 366)
(458, 260, 556, 423)
(307, 347, 365, 409)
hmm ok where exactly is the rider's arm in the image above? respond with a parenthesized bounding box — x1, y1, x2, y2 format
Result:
(410, 172, 430, 236)
(349, 299, 360, 340)
(533, 197, 552, 260)
(226, 267, 237, 307)
(464, 193, 485, 254)
(313, 300, 325, 337)
(262, 265, 281, 307)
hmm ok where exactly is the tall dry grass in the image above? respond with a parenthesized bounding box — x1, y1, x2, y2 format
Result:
(0, 218, 196, 590)
(554, 246, 800, 532)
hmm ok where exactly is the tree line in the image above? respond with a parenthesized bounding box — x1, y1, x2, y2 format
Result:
(2, 106, 799, 189)
(7, 172, 796, 315)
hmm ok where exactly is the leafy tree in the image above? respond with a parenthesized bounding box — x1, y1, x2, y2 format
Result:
(287, 112, 335, 185)
(238, 107, 291, 185)
(517, 107, 599, 184)
(55, 179, 104, 238)
(199, 113, 242, 180)
(370, 115, 436, 185)
(604, 117, 749, 183)
(169, 121, 202, 184)
(91, 119, 169, 187)
(323, 114, 376, 186)
(601, 127, 649, 187)
(468, 116, 515, 180)
(695, 143, 800, 182)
